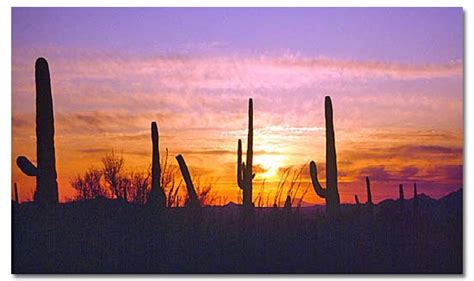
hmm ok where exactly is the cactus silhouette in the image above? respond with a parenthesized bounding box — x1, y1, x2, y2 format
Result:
(366, 176, 374, 215)
(148, 122, 166, 208)
(366, 177, 373, 205)
(354, 194, 360, 205)
(14, 182, 20, 205)
(413, 182, 418, 217)
(237, 98, 254, 208)
(354, 177, 374, 216)
(309, 96, 340, 217)
(284, 195, 292, 210)
(399, 184, 405, 214)
(16, 58, 58, 205)
(176, 154, 200, 208)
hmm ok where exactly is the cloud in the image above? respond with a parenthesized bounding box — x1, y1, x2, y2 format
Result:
(358, 166, 420, 182)
(397, 145, 463, 155)
(253, 164, 268, 174)
(357, 164, 463, 186)
(12, 48, 462, 95)
(342, 144, 463, 162)
(180, 149, 234, 156)
(426, 165, 463, 182)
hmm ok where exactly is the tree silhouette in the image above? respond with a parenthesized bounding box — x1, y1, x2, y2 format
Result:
(102, 150, 125, 200)
(71, 167, 106, 200)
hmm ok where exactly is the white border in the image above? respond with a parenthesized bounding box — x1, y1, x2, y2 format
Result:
(1, 1, 470, 280)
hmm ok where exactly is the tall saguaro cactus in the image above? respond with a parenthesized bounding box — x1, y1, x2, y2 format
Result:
(176, 154, 200, 208)
(16, 58, 58, 205)
(366, 176, 373, 205)
(237, 98, 254, 208)
(148, 121, 166, 208)
(310, 96, 340, 217)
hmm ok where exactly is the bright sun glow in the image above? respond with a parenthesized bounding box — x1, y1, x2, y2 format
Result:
(254, 154, 285, 180)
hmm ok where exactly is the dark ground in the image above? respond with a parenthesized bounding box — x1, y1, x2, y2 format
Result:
(12, 189, 462, 274)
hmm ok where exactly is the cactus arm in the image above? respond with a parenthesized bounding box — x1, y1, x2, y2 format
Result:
(237, 139, 244, 189)
(354, 194, 360, 205)
(176, 154, 199, 207)
(309, 161, 326, 198)
(14, 183, 20, 204)
(16, 156, 38, 176)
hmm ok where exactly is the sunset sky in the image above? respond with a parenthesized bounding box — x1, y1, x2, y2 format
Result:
(12, 8, 463, 205)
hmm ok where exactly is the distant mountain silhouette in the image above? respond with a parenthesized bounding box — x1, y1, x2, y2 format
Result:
(223, 201, 241, 208)
(439, 188, 463, 214)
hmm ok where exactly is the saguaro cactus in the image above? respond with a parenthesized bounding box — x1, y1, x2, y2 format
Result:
(399, 184, 405, 214)
(16, 58, 58, 205)
(413, 182, 419, 217)
(148, 122, 166, 208)
(176, 154, 200, 208)
(366, 176, 374, 215)
(237, 98, 254, 208)
(366, 177, 373, 205)
(309, 96, 340, 217)
(354, 177, 374, 216)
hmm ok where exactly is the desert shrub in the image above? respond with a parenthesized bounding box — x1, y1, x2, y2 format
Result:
(71, 167, 107, 200)
(102, 150, 125, 200)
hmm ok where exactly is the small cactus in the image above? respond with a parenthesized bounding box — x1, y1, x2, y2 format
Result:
(16, 58, 58, 206)
(354, 194, 360, 205)
(399, 184, 405, 214)
(148, 122, 166, 208)
(309, 96, 340, 217)
(413, 182, 419, 218)
(14, 183, 20, 205)
(366, 177, 373, 205)
(237, 98, 254, 208)
(284, 195, 292, 210)
(354, 177, 374, 216)
(366, 176, 374, 215)
(176, 154, 200, 208)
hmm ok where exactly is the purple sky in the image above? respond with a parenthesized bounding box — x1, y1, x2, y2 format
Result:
(12, 8, 463, 63)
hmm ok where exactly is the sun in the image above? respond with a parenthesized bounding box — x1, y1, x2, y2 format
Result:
(254, 154, 284, 180)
